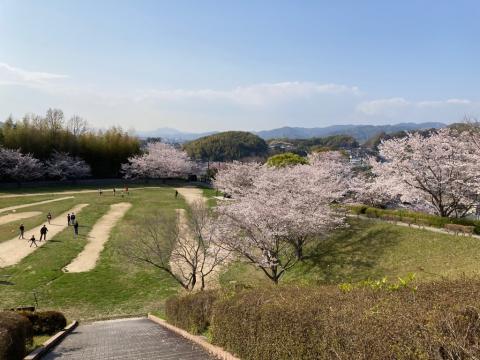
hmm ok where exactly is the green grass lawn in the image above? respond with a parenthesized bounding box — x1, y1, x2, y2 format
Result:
(3, 184, 480, 321)
(0, 186, 185, 321)
(220, 218, 480, 287)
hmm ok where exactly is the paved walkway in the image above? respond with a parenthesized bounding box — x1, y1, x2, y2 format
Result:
(42, 318, 216, 360)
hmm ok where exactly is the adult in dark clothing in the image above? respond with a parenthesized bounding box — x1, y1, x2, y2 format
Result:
(73, 221, 79, 238)
(175, 190, 179, 199)
(70, 213, 76, 224)
(47, 212, 52, 224)
(67, 213, 71, 226)
(29, 235, 38, 247)
(39, 225, 48, 241)
(18, 224, 25, 239)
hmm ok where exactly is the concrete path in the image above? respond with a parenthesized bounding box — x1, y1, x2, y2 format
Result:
(0, 196, 74, 214)
(64, 203, 132, 273)
(42, 317, 215, 360)
(0, 211, 41, 226)
(0, 204, 88, 268)
(350, 214, 480, 239)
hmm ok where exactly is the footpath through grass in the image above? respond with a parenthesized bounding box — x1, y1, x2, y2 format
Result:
(0, 186, 184, 321)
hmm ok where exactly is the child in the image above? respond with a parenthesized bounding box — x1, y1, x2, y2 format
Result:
(67, 213, 71, 226)
(29, 235, 38, 247)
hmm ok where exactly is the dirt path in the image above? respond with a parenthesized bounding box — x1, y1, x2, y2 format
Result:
(175, 187, 206, 205)
(173, 187, 226, 289)
(0, 187, 153, 199)
(64, 202, 132, 273)
(350, 214, 480, 239)
(0, 204, 89, 268)
(0, 196, 74, 214)
(0, 211, 42, 226)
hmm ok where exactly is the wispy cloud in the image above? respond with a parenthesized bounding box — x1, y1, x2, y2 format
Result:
(135, 81, 360, 106)
(0, 62, 68, 86)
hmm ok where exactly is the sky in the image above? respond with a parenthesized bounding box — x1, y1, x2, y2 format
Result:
(0, 0, 479, 132)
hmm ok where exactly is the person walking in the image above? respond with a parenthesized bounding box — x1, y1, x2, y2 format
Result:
(67, 213, 71, 226)
(73, 220, 79, 238)
(113, 187, 116, 196)
(175, 190, 178, 199)
(28, 235, 38, 248)
(70, 213, 76, 225)
(18, 224, 25, 239)
(125, 185, 129, 195)
(98, 188, 103, 196)
(47, 212, 52, 224)
(39, 225, 48, 241)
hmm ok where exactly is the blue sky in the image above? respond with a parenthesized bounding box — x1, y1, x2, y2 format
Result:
(0, 0, 479, 132)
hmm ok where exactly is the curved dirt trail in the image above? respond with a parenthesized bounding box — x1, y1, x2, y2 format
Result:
(175, 187, 206, 205)
(64, 202, 132, 273)
(0, 204, 89, 268)
(0, 211, 42, 226)
(0, 187, 153, 199)
(0, 196, 74, 214)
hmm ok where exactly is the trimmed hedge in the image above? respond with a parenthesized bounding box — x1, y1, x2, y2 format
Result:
(350, 205, 480, 234)
(210, 280, 480, 359)
(0, 311, 33, 360)
(17, 311, 67, 335)
(166, 279, 480, 359)
(165, 290, 219, 334)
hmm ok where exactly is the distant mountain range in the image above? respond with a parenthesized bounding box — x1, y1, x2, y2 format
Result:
(136, 122, 447, 143)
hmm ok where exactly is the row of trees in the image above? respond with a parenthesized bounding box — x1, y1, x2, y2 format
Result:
(123, 124, 480, 289)
(0, 109, 140, 178)
(0, 148, 91, 182)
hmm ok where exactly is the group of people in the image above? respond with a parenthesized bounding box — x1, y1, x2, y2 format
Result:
(18, 210, 81, 247)
(67, 213, 80, 238)
(19, 221, 49, 248)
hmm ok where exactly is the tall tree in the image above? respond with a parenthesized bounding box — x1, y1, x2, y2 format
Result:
(369, 128, 480, 217)
(122, 142, 193, 179)
(0, 147, 43, 182)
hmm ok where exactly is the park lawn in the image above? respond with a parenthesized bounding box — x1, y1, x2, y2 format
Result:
(0, 187, 185, 321)
(0, 193, 74, 208)
(0, 197, 78, 243)
(220, 218, 480, 287)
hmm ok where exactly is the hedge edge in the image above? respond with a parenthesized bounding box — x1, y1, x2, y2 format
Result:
(23, 320, 78, 360)
(147, 314, 240, 360)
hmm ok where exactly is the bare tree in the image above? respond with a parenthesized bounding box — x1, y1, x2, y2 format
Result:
(67, 115, 88, 136)
(121, 201, 229, 291)
(45, 108, 64, 135)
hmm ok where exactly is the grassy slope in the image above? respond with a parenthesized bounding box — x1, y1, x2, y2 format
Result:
(0, 187, 184, 320)
(220, 218, 480, 287)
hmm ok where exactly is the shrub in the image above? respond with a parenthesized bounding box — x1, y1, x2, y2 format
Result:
(165, 290, 219, 334)
(0, 311, 33, 360)
(210, 279, 480, 360)
(18, 311, 67, 335)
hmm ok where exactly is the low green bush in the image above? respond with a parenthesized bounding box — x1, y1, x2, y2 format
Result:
(0, 311, 33, 360)
(349, 205, 480, 234)
(165, 290, 219, 334)
(18, 311, 67, 335)
(210, 279, 480, 359)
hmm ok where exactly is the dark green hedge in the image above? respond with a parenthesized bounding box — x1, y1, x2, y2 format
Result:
(0, 311, 33, 360)
(350, 205, 480, 234)
(18, 311, 67, 335)
(167, 279, 480, 359)
(165, 290, 219, 334)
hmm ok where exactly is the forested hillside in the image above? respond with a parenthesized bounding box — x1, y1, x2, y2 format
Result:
(183, 131, 268, 161)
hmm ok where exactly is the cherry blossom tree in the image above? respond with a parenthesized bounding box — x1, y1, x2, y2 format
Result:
(369, 128, 480, 217)
(214, 152, 351, 283)
(121, 142, 193, 179)
(45, 151, 91, 180)
(0, 147, 43, 182)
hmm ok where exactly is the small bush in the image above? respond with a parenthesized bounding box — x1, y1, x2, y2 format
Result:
(18, 311, 67, 335)
(165, 290, 219, 334)
(0, 311, 33, 360)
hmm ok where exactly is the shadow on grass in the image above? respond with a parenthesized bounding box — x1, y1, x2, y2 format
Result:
(286, 220, 399, 284)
